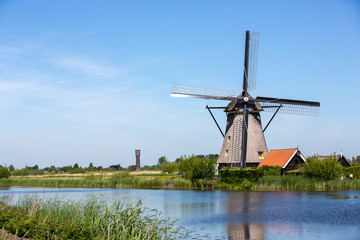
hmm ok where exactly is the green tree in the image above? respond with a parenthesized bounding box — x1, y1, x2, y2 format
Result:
(0, 167, 11, 178)
(127, 165, 136, 171)
(73, 163, 79, 169)
(161, 162, 178, 173)
(158, 156, 168, 165)
(49, 165, 56, 172)
(8, 164, 15, 172)
(303, 156, 342, 180)
(351, 155, 360, 163)
(178, 155, 216, 182)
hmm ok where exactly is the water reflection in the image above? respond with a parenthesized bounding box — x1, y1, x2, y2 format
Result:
(226, 192, 265, 240)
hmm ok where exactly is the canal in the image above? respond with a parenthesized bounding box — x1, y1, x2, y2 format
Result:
(1, 187, 360, 239)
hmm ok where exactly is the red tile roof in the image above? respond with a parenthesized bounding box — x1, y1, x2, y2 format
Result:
(258, 148, 298, 168)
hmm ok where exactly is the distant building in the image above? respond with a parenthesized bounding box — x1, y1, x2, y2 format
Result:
(258, 148, 307, 173)
(315, 154, 351, 168)
(135, 150, 140, 171)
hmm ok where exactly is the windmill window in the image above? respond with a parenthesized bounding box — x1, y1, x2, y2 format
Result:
(225, 150, 229, 156)
(228, 136, 231, 143)
(258, 152, 264, 159)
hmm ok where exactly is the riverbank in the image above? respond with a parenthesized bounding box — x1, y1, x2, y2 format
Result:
(1, 171, 360, 191)
(0, 195, 185, 240)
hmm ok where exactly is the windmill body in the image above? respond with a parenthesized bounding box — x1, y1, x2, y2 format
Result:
(218, 110, 268, 168)
(171, 31, 320, 169)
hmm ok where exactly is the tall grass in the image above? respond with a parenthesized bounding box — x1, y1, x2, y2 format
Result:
(0, 176, 165, 189)
(0, 196, 187, 239)
(255, 176, 360, 191)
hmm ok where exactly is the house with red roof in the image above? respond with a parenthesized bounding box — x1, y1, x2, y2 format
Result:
(258, 148, 307, 173)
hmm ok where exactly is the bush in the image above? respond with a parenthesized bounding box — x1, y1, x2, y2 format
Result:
(109, 171, 131, 186)
(161, 162, 178, 173)
(219, 168, 264, 184)
(70, 168, 85, 174)
(303, 156, 342, 180)
(343, 165, 360, 179)
(0, 167, 11, 178)
(12, 169, 44, 176)
(177, 155, 216, 182)
(257, 166, 282, 177)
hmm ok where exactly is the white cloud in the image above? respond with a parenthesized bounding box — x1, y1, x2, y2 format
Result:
(50, 56, 122, 78)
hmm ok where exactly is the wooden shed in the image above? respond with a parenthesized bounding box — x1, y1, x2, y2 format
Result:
(315, 154, 351, 167)
(258, 148, 307, 173)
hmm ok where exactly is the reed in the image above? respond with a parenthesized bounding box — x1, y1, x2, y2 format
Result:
(0, 196, 186, 239)
(255, 176, 360, 191)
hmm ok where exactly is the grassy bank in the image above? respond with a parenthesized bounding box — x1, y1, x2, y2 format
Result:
(0, 196, 186, 240)
(254, 176, 360, 191)
(0, 171, 178, 189)
(2, 171, 360, 191)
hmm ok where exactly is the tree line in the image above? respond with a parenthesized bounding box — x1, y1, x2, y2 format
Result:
(0, 154, 219, 177)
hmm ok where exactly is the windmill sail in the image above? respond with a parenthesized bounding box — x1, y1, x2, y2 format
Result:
(246, 31, 260, 92)
(171, 84, 238, 100)
(256, 96, 320, 116)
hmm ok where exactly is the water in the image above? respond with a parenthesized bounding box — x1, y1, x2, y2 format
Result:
(1, 187, 360, 240)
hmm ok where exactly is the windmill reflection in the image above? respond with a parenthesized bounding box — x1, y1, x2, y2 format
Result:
(226, 191, 265, 240)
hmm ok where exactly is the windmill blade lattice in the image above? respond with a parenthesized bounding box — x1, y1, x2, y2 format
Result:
(260, 102, 320, 116)
(247, 31, 260, 92)
(171, 84, 237, 100)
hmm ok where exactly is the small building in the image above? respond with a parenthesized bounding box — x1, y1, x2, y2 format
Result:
(258, 148, 307, 173)
(315, 154, 351, 167)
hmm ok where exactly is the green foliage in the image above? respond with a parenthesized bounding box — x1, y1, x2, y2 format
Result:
(195, 154, 219, 160)
(127, 165, 137, 171)
(12, 168, 44, 176)
(0, 196, 183, 239)
(256, 166, 282, 177)
(178, 155, 216, 182)
(109, 171, 131, 187)
(141, 165, 160, 170)
(0, 167, 11, 179)
(161, 162, 178, 173)
(70, 168, 85, 174)
(239, 179, 254, 190)
(343, 165, 360, 179)
(8, 164, 15, 172)
(303, 156, 342, 180)
(351, 155, 360, 163)
(158, 156, 168, 166)
(219, 168, 264, 184)
(256, 175, 360, 191)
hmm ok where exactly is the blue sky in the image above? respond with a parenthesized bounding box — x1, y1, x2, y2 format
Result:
(0, 0, 359, 168)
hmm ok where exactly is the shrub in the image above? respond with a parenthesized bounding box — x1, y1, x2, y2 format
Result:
(303, 156, 342, 180)
(109, 171, 131, 187)
(161, 162, 178, 173)
(257, 166, 282, 176)
(343, 165, 360, 179)
(0, 167, 11, 178)
(178, 155, 216, 182)
(219, 168, 264, 184)
(70, 168, 85, 174)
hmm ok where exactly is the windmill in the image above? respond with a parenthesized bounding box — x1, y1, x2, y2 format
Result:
(171, 31, 320, 169)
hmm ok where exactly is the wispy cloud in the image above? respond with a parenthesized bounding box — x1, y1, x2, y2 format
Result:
(50, 56, 121, 78)
(0, 80, 31, 92)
